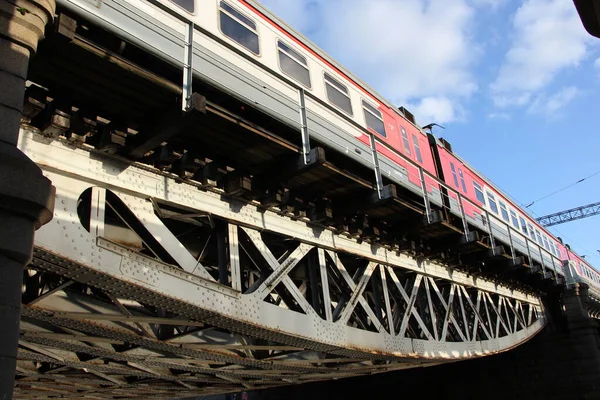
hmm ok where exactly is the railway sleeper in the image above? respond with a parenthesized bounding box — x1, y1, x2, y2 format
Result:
(29, 99, 71, 138)
(22, 84, 49, 120)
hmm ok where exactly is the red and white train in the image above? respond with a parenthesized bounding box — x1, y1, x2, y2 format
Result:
(56, 0, 600, 289)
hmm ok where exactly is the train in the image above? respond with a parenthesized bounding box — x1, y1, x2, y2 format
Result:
(51, 0, 600, 292)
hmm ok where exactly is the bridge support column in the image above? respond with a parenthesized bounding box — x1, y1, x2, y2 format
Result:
(0, 0, 55, 397)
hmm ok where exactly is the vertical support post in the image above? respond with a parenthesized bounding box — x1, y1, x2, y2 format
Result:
(90, 187, 106, 239)
(379, 266, 394, 335)
(457, 288, 470, 341)
(471, 291, 481, 340)
(228, 223, 242, 291)
(182, 21, 194, 112)
(423, 278, 438, 341)
(216, 221, 228, 285)
(418, 167, 432, 224)
(537, 245, 548, 279)
(318, 249, 332, 322)
(0, 0, 56, 396)
(298, 89, 311, 164)
(457, 193, 470, 239)
(507, 226, 516, 263)
(526, 240, 536, 274)
(551, 252, 558, 275)
(307, 250, 320, 316)
(441, 284, 456, 341)
(370, 270, 383, 323)
(552, 256, 560, 276)
(484, 210, 496, 254)
(369, 134, 384, 199)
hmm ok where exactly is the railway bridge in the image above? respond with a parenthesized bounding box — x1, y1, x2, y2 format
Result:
(1, 0, 599, 399)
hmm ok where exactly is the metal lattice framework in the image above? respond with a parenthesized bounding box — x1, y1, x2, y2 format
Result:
(537, 201, 600, 227)
(15, 129, 545, 398)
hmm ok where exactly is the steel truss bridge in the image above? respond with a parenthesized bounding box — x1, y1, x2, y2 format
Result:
(537, 201, 600, 227)
(10, 9, 590, 399)
(17, 129, 544, 398)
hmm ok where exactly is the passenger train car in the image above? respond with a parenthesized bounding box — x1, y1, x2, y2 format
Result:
(54, 0, 599, 290)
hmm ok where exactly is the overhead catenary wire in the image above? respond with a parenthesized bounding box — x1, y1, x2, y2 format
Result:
(524, 170, 600, 208)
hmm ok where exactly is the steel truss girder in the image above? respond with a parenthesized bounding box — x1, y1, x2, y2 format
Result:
(16, 129, 545, 397)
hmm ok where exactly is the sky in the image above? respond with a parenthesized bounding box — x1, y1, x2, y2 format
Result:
(258, 0, 600, 267)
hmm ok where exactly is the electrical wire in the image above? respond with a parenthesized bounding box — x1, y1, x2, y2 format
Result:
(525, 170, 600, 208)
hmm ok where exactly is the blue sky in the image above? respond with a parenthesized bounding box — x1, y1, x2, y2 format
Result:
(259, 0, 600, 267)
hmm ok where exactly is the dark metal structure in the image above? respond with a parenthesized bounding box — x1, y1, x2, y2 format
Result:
(537, 202, 600, 227)
(574, 0, 600, 38)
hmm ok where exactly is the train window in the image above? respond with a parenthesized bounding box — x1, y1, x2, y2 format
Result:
(219, 1, 259, 55)
(400, 127, 411, 155)
(519, 216, 527, 235)
(450, 163, 459, 187)
(362, 100, 386, 137)
(473, 182, 485, 204)
(458, 169, 467, 193)
(535, 230, 543, 246)
(543, 236, 550, 251)
(510, 210, 519, 229)
(170, 0, 194, 13)
(277, 41, 311, 88)
(486, 191, 499, 214)
(528, 225, 536, 240)
(499, 201, 509, 222)
(324, 72, 352, 115)
(412, 135, 423, 163)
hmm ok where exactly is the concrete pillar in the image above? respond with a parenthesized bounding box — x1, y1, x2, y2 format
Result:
(0, 0, 56, 397)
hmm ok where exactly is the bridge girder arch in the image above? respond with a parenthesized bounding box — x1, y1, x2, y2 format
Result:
(15, 128, 546, 397)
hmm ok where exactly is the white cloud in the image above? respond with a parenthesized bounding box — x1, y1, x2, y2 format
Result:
(595, 57, 600, 71)
(527, 86, 579, 116)
(260, 0, 480, 123)
(488, 112, 511, 120)
(469, 0, 506, 9)
(408, 96, 463, 124)
(259, 0, 319, 34)
(491, 0, 590, 108)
